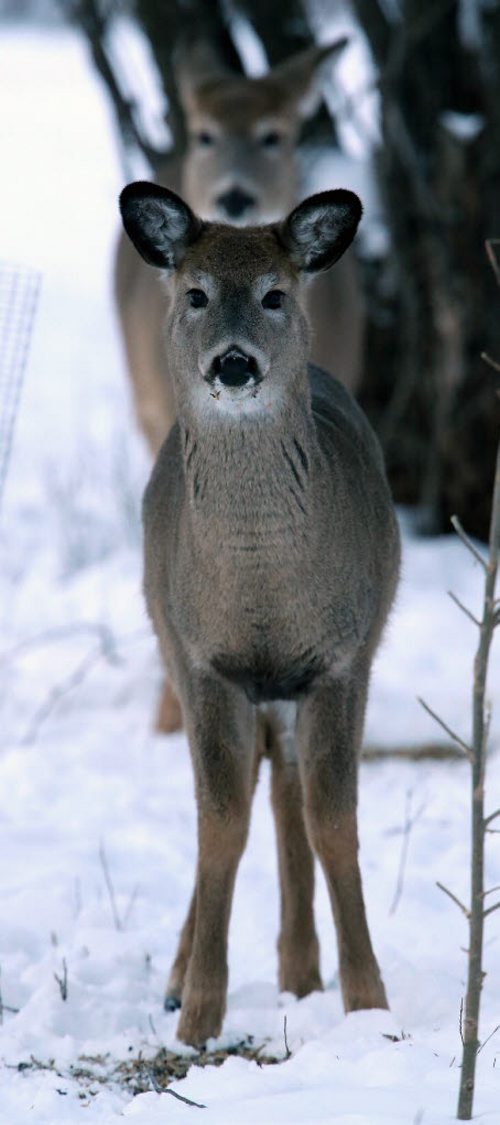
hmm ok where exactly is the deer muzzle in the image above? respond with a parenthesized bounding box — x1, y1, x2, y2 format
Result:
(208, 349, 261, 389)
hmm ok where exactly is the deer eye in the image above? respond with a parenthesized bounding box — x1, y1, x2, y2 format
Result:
(261, 131, 282, 148)
(196, 131, 215, 146)
(262, 289, 285, 310)
(187, 288, 208, 308)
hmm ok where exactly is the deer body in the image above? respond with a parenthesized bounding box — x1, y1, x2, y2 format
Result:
(120, 183, 399, 1047)
(115, 41, 364, 460)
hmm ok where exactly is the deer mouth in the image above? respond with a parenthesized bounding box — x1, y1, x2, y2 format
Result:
(206, 349, 263, 392)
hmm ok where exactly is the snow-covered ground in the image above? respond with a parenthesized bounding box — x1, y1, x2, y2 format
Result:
(0, 25, 499, 1125)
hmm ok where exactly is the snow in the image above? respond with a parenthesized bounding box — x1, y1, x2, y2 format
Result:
(1, 25, 499, 1125)
(440, 110, 485, 143)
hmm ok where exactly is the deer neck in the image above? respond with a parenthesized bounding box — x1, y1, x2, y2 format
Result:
(178, 382, 318, 545)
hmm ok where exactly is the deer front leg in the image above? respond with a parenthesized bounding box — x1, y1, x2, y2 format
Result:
(296, 673, 388, 1013)
(173, 673, 255, 1047)
(268, 724, 322, 998)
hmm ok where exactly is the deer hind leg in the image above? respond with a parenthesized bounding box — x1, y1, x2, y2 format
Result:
(296, 670, 388, 1013)
(267, 714, 322, 997)
(155, 678, 183, 734)
(165, 672, 256, 1046)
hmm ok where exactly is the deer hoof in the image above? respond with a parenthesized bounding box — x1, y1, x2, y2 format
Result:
(164, 993, 182, 1012)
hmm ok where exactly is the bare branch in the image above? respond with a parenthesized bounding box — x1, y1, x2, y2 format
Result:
(448, 590, 480, 627)
(450, 516, 488, 570)
(283, 1015, 292, 1060)
(54, 959, 68, 1002)
(389, 788, 426, 915)
(485, 239, 500, 288)
(459, 997, 464, 1047)
(481, 351, 500, 375)
(436, 881, 470, 919)
(481, 884, 500, 897)
(477, 1024, 500, 1054)
(147, 1066, 206, 1108)
(417, 698, 473, 760)
(122, 884, 141, 929)
(98, 842, 123, 932)
(484, 809, 500, 827)
(483, 901, 500, 919)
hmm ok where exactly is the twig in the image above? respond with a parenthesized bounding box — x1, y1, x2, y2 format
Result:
(436, 881, 470, 919)
(483, 900, 500, 919)
(484, 808, 500, 827)
(283, 1015, 292, 1060)
(54, 959, 68, 1002)
(98, 843, 122, 932)
(148, 1065, 206, 1108)
(450, 516, 487, 570)
(21, 640, 117, 747)
(447, 591, 480, 627)
(389, 788, 425, 915)
(481, 351, 500, 375)
(477, 1023, 500, 1055)
(459, 997, 464, 1046)
(417, 698, 473, 760)
(1, 621, 120, 667)
(485, 240, 500, 288)
(482, 884, 500, 898)
(122, 884, 141, 929)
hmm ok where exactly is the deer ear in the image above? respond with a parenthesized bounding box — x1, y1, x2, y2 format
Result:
(119, 182, 203, 270)
(270, 39, 348, 119)
(278, 190, 362, 274)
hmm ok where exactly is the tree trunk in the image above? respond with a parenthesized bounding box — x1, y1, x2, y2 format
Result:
(353, 0, 500, 541)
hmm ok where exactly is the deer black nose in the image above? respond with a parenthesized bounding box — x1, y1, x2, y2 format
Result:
(212, 349, 257, 387)
(217, 187, 255, 219)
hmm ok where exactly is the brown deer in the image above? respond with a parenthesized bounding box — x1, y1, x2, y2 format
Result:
(119, 180, 400, 1048)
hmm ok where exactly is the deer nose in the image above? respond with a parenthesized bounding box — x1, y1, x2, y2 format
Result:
(216, 187, 256, 219)
(211, 349, 258, 388)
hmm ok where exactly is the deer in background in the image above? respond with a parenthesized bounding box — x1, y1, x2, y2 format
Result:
(119, 180, 399, 1047)
(116, 37, 365, 733)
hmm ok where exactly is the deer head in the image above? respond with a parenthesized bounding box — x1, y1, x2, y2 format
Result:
(119, 182, 362, 419)
(174, 39, 348, 223)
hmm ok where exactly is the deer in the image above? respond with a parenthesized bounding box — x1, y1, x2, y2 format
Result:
(119, 178, 400, 1048)
(116, 37, 365, 734)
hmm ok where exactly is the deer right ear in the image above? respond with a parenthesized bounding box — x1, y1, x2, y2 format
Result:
(119, 182, 203, 270)
(278, 190, 362, 274)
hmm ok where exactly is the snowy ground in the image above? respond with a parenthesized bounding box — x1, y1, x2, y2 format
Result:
(0, 25, 499, 1125)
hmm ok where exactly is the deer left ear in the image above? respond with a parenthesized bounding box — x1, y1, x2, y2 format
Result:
(119, 182, 203, 270)
(278, 190, 362, 274)
(270, 39, 348, 119)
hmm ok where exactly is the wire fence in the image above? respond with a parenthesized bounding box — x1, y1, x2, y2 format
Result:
(0, 262, 41, 509)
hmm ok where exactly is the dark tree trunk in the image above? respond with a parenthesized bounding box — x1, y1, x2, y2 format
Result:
(353, 0, 500, 541)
